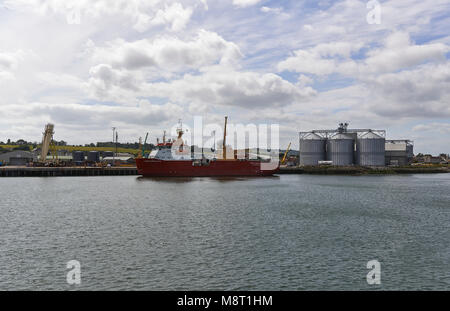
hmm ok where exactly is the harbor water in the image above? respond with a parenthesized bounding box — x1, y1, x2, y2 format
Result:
(0, 174, 449, 290)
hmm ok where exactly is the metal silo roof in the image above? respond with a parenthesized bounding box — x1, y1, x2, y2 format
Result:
(331, 133, 353, 140)
(303, 132, 325, 140)
(360, 131, 383, 139)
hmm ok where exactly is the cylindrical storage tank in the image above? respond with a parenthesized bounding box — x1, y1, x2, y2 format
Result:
(326, 133, 354, 166)
(356, 131, 385, 166)
(299, 133, 326, 166)
(87, 151, 100, 162)
(72, 151, 85, 163)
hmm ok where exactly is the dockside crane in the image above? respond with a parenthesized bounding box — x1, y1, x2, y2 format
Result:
(142, 132, 149, 158)
(40, 123, 55, 162)
(281, 142, 292, 165)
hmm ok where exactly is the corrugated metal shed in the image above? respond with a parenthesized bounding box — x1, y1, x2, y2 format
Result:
(0, 151, 37, 165)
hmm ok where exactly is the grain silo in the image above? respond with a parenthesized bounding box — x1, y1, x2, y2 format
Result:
(326, 133, 354, 166)
(356, 131, 385, 166)
(299, 132, 326, 166)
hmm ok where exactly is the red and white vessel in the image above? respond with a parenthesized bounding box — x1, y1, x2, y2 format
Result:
(135, 117, 279, 177)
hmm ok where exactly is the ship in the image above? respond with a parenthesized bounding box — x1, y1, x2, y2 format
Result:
(135, 117, 279, 177)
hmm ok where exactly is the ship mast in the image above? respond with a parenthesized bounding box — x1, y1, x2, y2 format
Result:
(223, 116, 228, 160)
(177, 119, 184, 139)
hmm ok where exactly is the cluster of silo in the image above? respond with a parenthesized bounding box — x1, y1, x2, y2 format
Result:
(299, 126, 386, 167)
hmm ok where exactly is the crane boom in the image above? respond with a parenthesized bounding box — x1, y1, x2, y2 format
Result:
(143, 132, 149, 158)
(40, 124, 54, 161)
(281, 142, 291, 165)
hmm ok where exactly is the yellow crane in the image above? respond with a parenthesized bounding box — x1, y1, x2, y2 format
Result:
(281, 142, 291, 165)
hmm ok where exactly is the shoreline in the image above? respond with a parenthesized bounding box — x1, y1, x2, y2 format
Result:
(1, 165, 448, 177)
(278, 166, 449, 175)
(0, 166, 138, 177)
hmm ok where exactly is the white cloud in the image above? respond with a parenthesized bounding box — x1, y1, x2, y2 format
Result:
(297, 75, 313, 87)
(0, 49, 30, 71)
(1, 100, 184, 137)
(4, 0, 197, 32)
(135, 2, 193, 32)
(364, 32, 449, 74)
(412, 123, 450, 134)
(89, 30, 242, 73)
(364, 63, 450, 118)
(277, 42, 363, 76)
(260, 6, 283, 14)
(232, 0, 262, 8)
(146, 66, 316, 108)
(86, 30, 244, 100)
(278, 32, 449, 77)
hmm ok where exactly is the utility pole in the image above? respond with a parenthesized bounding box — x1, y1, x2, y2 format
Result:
(112, 127, 116, 166)
(115, 130, 118, 164)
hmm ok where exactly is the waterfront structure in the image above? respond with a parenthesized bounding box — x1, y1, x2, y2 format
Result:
(326, 132, 354, 166)
(385, 140, 414, 166)
(102, 156, 135, 165)
(299, 123, 387, 167)
(356, 131, 386, 166)
(299, 132, 326, 166)
(87, 151, 100, 162)
(72, 151, 85, 164)
(0, 150, 37, 166)
(39, 123, 54, 161)
(298, 123, 415, 167)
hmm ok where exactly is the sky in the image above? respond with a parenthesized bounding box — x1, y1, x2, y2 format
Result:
(0, 0, 449, 154)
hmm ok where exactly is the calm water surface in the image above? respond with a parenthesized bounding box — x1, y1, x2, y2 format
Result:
(0, 174, 449, 290)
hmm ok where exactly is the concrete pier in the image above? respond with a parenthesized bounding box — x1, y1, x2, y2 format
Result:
(0, 166, 138, 177)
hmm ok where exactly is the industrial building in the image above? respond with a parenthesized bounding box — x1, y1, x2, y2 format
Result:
(385, 140, 414, 166)
(299, 123, 413, 167)
(0, 151, 37, 166)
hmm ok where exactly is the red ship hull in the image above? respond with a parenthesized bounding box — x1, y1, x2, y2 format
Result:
(136, 158, 279, 177)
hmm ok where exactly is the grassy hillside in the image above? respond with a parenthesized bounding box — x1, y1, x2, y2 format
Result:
(0, 144, 141, 155)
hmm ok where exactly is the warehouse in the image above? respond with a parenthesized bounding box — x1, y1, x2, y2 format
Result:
(0, 151, 37, 166)
(385, 140, 414, 166)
